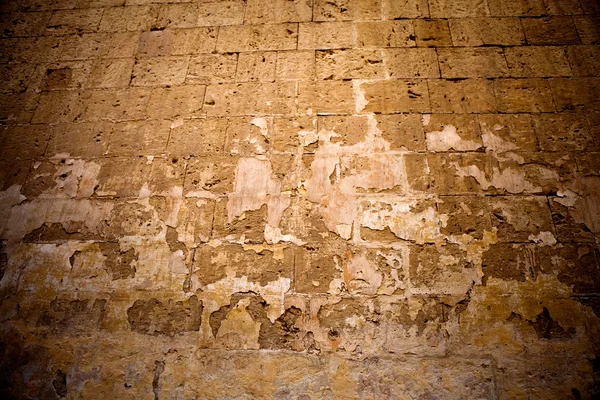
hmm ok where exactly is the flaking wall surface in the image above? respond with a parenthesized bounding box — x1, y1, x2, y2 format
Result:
(1, 0, 600, 398)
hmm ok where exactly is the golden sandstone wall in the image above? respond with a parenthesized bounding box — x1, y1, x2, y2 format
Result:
(1, 0, 600, 398)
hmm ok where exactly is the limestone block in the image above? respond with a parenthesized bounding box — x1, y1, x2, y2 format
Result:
(429, 0, 489, 17)
(356, 20, 415, 48)
(574, 16, 600, 44)
(266, 119, 313, 156)
(106, 119, 171, 156)
(31, 90, 81, 124)
(567, 45, 600, 76)
(449, 17, 526, 46)
(45, 122, 111, 158)
(98, 5, 157, 32)
(490, 196, 555, 243)
(360, 80, 430, 113)
(381, 0, 428, 18)
(276, 50, 315, 80)
(414, 19, 452, 47)
(375, 114, 426, 151)
(438, 48, 509, 78)
(203, 82, 295, 116)
(549, 77, 600, 112)
(0, 11, 51, 37)
(168, 118, 228, 156)
(146, 85, 205, 119)
(46, 8, 103, 35)
(197, 1, 246, 26)
(59, 32, 139, 60)
(505, 46, 572, 77)
(88, 58, 135, 88)
(384, 48, 440, 78)
(184, 155, 238, 196)
(297, 81, 355, 115)
(316, 49, 385, 80)
(0, 125, 51, 160)
(80, 88, 151, 122)
(298, 22, 355, 50)
(94, 157, 184, 197)
(314, 0, 382, 21)
(495, 79, 555, 113)
(479, 114, 539, 153)
(236, 51, 277, 82)
(487, 0, 546, 16)
(155, 3, 200, 29)
(533, 113, 592, 151)
(521, 16, 581, 45)
(428, 79, 497, 113)
(481, 244, 533, 284)
(187, 53, 238, 84)
(217, 23, 298, 52)
(245, 0, 312, 24)
(131, 56, 190, 86)
(192, 244, 293, 285)
(423, 114, 483, 152)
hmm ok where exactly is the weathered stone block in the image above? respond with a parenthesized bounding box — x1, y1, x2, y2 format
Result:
(217, 23, 298, 52)
(495, 79, 555, 113)
(168, 118, 228, 156)
(187, 53, 238, 84)
(146, 85, 206, 119)
(106, 119, 171, 156)
(297, 80, 355, 115)
(384, 48, 439, 78)
(479, 114, 539, 152)
(245, 0, 312, 24)
(276, 50, 316, 80)
(414, 19, 452, 47)
(438, 48, 508, 78)
(204, 82, 295, 116)
(236, 51, 277, 82)
(314, 0, 382, 21)
(449, 17, 526, 46)
(298, 22, 355, 49)
(375, 114, 426, 151)
(131, 56, 189, 86)
(316, 49, 385, 80)
(356, 20, 415, 48)
(46, 8, 103, 35)
(521, 17, 581, 45)
(360, 80, 430, 113)
(428, 79, 497, 113)
(197, 1, 245, 26)
(533, 113, 592, 151)
(505, 46, 572, 77)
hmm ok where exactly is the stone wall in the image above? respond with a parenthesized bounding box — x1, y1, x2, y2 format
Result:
(1, 0, 599, 398)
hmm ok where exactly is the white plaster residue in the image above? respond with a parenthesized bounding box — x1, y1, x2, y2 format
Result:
(264, 224, 306, 246)
(52, 159, 101, 198)
(360, 200, 446, 244)
(227, 157, 291, 226)
(168, 249, 187, 274)
(425, 125, 481, 152)
(529, 231, 557, 246)
(343, 252, 383, 295)
(298, 130, 318, 146)
(421, 114, 431, 126)
(251, 117, 269, 137)
(164, 186, 184, 228)
(171, 119, 183, 129)
(555, 189, 578, 207)
(451, 163, 540, 194)
(481, 124, 518, 153)
(138, 183, 151, 199)
(353, 80, 369, 113)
